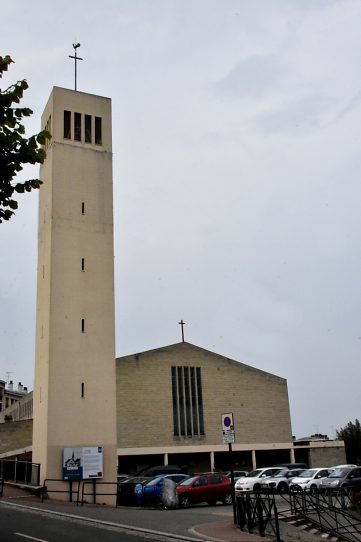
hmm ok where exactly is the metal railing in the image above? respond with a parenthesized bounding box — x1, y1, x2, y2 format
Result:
(0, 460, 40, 486)
(80, 480, 117, 506)
(236, 491, 282, 541)
(288, 488, 361, 542)
(236, 488, 361, 542)
(41, 479, 81, 503)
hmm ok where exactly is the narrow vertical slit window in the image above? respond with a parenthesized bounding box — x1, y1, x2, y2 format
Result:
(81, 202, 85, 214)
(171, 366, 205, 437)
(64, 111, 71, 139)
(81, 382, 85, 398)
(85, 114, 92, 143)
(95, 116, 102, 144)
(74, 112, 81, 141)
(81, 258, 85, 271)
(81, 318, 85, 333)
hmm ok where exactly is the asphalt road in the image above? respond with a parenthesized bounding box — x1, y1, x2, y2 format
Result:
(0, 498, 236, 542)
(0, 501, 204, 542)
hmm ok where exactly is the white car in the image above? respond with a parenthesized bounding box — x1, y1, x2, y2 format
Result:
(289, 468, 331, 492)
(235, 467, 284, 493)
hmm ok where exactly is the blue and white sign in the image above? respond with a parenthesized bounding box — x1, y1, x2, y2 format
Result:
(221, 412, 235, 444)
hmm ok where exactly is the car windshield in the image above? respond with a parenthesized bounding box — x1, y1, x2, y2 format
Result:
(328, 468, 350, 478)
(145, 477, 163, 487)
(246, 470, 263, 478)
(273, 470, 289, 478)
(298, 469, 317, 478)
(178, 476, 197, 486)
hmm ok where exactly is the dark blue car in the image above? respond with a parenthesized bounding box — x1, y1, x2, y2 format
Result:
(142, 474, 190, 506)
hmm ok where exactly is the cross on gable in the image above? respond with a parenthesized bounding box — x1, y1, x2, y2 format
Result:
(179, 320, 186, 342)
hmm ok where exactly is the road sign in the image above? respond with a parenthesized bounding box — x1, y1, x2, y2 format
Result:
(221, 412, 235, 444)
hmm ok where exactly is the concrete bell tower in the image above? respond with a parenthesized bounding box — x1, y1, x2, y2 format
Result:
(32, 87, 117, 503)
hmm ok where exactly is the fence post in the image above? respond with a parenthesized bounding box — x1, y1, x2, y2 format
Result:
(273, 498, 282, 542)
(0, 471, 4, 497)
(256, 495, 264, 536)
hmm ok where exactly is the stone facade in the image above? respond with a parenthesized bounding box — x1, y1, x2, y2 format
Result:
(117, 342, 292, 449)
(0, 343, 346, 472)
(0, 391, 33, 423)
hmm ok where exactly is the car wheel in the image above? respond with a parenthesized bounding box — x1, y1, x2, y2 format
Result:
(278, 482, 288, 494)
(207, 500, 217, 506)
(309, 484, 317, 494)
(222, 492, 232, 505)
(179, 494, 190, 508)
(254, 483, 261, 492)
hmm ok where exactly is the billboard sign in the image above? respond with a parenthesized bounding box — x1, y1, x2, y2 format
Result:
(63, 446, 103, 481)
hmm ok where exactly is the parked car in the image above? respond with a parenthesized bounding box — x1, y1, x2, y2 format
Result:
(319, 467, 361, 491)
(235, 467, 284, 493)
(261, 468, 306, 493)
(289, 468, 331, 492)
(117, 474, 129, 483)
(176, 472, 232, 507)
(225, 470, 248, 482)
(272, 463, 307, 470)
(137, 465, 186, 477)
(142, 474, 190, 506)
(117, 476, 153, 506)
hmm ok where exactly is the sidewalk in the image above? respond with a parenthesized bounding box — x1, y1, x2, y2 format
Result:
(192, 521, 268, 542)
(0, 484, 269, 542)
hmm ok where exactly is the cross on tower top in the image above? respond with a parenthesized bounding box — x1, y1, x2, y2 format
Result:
(178, 320, 186, 342)
(69, 43, 83, 91)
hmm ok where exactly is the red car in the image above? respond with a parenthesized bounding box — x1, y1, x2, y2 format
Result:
(176, 472, 232, 507)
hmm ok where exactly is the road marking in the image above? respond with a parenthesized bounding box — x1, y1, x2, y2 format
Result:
(15, 533, 49, 542)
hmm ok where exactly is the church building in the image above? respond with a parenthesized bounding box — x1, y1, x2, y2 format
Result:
(0, 85, 346, 491)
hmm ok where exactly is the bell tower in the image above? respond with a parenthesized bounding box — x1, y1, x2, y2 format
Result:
(32, 87, 117, 503)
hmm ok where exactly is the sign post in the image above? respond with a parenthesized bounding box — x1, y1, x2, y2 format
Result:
(221, 413, 237, 524)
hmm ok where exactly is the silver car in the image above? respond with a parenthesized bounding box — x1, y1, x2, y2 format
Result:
(261, 468, 306, 493)
(319, 466, 361, 490)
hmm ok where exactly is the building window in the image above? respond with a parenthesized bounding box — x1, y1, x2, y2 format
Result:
(95, 116, 102, 145)
(81, 258, 85, 271)
(81, 318, 85, 333)
(81, 202, 85, 214)
(64, 111, 71, 139)
(81, 382, 85, 398)
(85, 114, 92, 143)
(74, 113, 81, 141)
(171, 366, 205, 437)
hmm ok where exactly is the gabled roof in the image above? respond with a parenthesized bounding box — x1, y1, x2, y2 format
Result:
(116, 341, 286, 383)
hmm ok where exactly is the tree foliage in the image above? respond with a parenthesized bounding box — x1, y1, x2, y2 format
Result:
(0, 55, 51, 223)
(336, 418, 361, 465)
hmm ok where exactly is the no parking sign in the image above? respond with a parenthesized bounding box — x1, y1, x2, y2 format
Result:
(221, 412, 235, 444)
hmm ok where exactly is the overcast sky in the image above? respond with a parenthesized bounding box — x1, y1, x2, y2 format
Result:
(1, 0, 361, 439)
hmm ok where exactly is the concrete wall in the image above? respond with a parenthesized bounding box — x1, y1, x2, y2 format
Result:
(0, 420, 32, 456)
(32, 88, 117, 502)
(308, 443, 346, 467)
